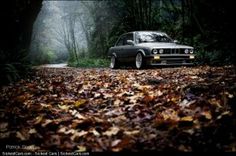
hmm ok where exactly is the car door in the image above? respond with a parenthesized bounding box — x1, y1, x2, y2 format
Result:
(122, 33, 137, 62)
(113, 34, 129, 62)
(111, 35, 125, 60)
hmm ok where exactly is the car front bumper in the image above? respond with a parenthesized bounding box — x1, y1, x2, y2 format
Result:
(145, 54, 195, 66)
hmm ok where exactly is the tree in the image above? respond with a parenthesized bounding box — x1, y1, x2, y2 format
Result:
(0, 0, 43, 85)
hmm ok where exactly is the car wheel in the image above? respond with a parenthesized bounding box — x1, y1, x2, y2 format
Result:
(135, 53, 145, 69)
(110, 55, 119, 69)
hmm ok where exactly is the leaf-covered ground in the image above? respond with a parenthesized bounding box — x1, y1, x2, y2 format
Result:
(1, 66, 236, 152)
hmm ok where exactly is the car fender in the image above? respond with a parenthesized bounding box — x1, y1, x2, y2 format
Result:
(111, 52, 117, 58)
(137, 49, 146, 56)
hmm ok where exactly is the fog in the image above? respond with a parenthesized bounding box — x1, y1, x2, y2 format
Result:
(28, 0, 234, 67)
(29, 1, 94, 64)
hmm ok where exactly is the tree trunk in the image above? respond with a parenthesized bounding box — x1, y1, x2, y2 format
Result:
(181, 0, 185, 42)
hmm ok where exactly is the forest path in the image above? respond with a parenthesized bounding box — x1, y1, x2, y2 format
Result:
(37, 63, 69, 68)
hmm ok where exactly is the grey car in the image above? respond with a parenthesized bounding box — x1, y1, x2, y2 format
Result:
(108, 31, 195, 69)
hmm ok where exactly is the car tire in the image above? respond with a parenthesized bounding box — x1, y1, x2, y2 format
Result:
(110, 55, 119, 69)
(135, 53, 145, 69)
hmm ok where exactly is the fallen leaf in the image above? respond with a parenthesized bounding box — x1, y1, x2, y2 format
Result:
(180, 116, 193, 122)
(69, 110, 86, 119)
(45, 135, 61, 146)
(103, 127, 120, 136)
(124, 130, 140, 135)
(16, 131, 27, 141)
(29, 128, 37, 134)
(142, 95, 154, 104)
(91, 129, 100, 136)
(77, 145, 87, 152)
(42, 119, 53, 127)
(111, 139, 121, 147)
(34, 116, 43, 125)
(75, 113, 86, 120)
(111, 137, 131, 152)
(71, 131, 88, 141)
(201, 111, 212, 120)
(156, 90, 163, 96)
(0, 122, 8, 132)
(0, 132, 10, 139)
(190, 76, 198, 79)
(65, 129, 76, 135)
(75, 99, 87, 107)
(114, 99, 121, 106)
(58, 104, 70, 111)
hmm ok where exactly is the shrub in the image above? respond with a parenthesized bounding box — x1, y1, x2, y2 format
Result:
(68, 58, 110, 68)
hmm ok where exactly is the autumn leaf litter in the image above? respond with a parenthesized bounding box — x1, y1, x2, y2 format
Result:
(0, 66, 236, 152)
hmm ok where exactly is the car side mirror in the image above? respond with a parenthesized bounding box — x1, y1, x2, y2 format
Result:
(127, 40, 135, 46)
(173, 40, 179, 44)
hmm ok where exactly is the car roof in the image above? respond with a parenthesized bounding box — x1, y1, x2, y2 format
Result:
(121, 31, 167, 36)
(128, 31, 166, 34)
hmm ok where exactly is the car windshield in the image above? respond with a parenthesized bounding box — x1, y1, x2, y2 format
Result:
(136, 32, 173, 43)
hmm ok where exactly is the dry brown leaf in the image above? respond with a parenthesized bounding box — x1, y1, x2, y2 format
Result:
(103, 127, 120, 136)
(77, 145, 87, 152)
(114, 99, 121, 106)
(0, 122, 8, 132)
(156, 90, 163, 96)
(75, 99, 87, 107)
(42, 119, 53, 127)
(124, 130, 140, 135)
(201, 111, 212, 120)
(29, 128, 37, 134)
(34, 116, 43, 125)
(180, 116, 193, 122)
(111, 139, 122, 147)
(91, 129, 100, 136)
(58, 104, 70, 111)
(0, 132, 10, 139)
(16, 131, 27, 141)
(161, 109, 180, 121)
(71, 130, 88, 141)
(45, 135, 61, 146)
(143, 95, 154, 104)
(75, 113, 86, 120)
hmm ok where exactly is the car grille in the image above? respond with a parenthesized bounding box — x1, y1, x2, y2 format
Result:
(160, 55, 190, 59)
(163, 49, 186, 54)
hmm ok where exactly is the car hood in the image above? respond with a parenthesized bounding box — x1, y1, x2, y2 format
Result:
(137, 42, 193, 49)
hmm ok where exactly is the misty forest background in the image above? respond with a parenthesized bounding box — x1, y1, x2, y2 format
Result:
(0, 0, 235, 85)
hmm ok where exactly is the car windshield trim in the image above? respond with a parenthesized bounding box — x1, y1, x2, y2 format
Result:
(136, 32, 174, 43)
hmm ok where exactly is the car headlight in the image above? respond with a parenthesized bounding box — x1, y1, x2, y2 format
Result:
(159, 49, 164, 54)
(190, 49, 194, 54)
(184, 49, 189, 54)
(152, 49, 158, 54)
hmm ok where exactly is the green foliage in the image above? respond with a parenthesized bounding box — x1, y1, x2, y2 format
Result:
(30, 47, 57, 65)
(67, 51, 78, 66)
(86, 0, 235, 65)
(68, 58, 109, 68)
(0, 62, 32, 86)
(79, 58, 109, 68)
(78, 48, 87, 58)
(40, 49, 56, 64)
(0, 48, 32, 86)
(196, 50, 230, 66)
(67, 60, 77, 67)
(0, 64, 20, 85)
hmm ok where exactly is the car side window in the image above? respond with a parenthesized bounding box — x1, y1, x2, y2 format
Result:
(116, 36, 125, 46)
(124, 33, 134, 45)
